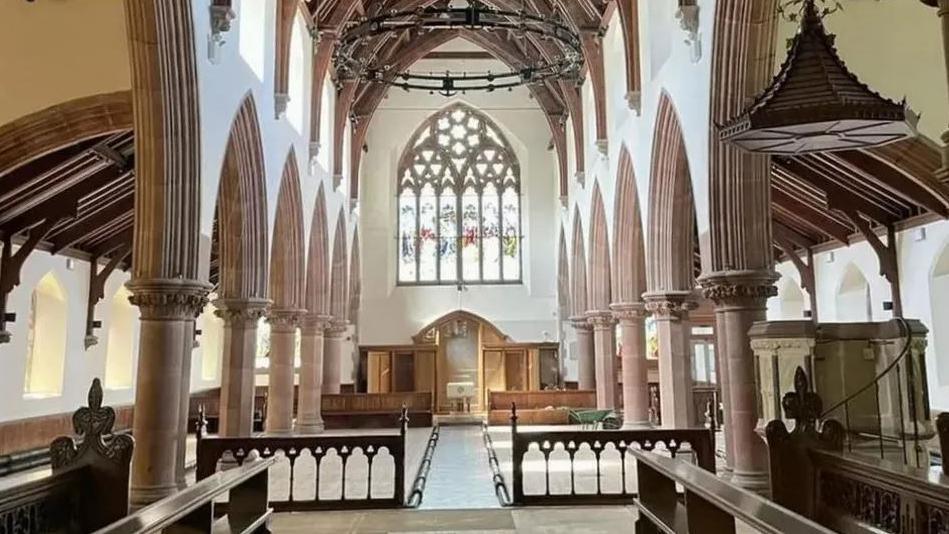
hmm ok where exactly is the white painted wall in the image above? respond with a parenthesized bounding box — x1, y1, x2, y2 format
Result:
(357, 41, 559, 348)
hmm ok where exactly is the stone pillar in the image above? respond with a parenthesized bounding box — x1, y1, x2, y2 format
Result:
(643, 291, 697, 428)
(297, 315, 330, 433)
(612, 302, 650, 427)
(701, 272, 777, 493)
(266, 309, 304, 435)
(127, 280, 209, 507)
(587, 311, 618, 409)
(570, 316, 596, 390)
(323, 320, 348, 394)
(215, 298, 269, 437)
(936, 0, 949, 173)
(176, 315, 198, 489)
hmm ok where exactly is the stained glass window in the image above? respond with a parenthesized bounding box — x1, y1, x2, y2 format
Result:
(397, 105, 522, 285)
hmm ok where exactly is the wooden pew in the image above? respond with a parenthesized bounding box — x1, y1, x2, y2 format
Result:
(97, 456, 276, 534)
(187, 387, 267, 434)
(0, 379, 134, 533)
(487, 390, 596, 426)
(321, 392, 433, 429)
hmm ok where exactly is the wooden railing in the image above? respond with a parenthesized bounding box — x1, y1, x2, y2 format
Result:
(97, 456, 276, 534)
(487, 390, 596, 425)
(0, 379, 134, 533)
(196, 409, 408, 511)
(508, 404, 714, 505)
(633, 449, 834, 534)
(768, 367, 949, 533)
(322, 392, 433, 428)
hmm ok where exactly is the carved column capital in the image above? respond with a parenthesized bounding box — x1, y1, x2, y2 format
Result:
(127, 279, 212, 320)
(586, 310, 617, 331)
(642, 291, 697, 320)
(569, 315, 593, 333)
(699, 270, 779, 308)
(325, 319, 349, 338)
(301, 314, 333, 335)
(213, 297, 270, 326)
(268, 308, 306, 333)
(610, 302, 646, 324)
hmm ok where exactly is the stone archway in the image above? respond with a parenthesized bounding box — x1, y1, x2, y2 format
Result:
(570, 207, 595, 390)
(588, 181, 616, 409)
(645, 92, 700, 429)
(323, 207, 349, 394)
(213, 92, 270, 439)
(265, 148, 306, 434)
(612, 146, 650, 426)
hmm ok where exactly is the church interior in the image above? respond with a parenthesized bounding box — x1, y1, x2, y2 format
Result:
(1, 0, 948, 532)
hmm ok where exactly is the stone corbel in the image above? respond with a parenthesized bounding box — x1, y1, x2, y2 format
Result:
(333, 173, 344, 192)
(595, 139, 609, 158)
(625, 91, 642, 115)
(208, 3, 236, 64)
(558, 195, 568, 210)
(274, 93, 290, 120)
(575, 171, 586, 188)
(675, 5, 702, 63)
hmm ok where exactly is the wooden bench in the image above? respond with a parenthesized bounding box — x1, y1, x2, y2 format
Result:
(487, 390, 596, 426)
(97, 456, 276, 534)
(633, 449, 834, 534)
(322, 392, 433, 429)
(0, 379, 134, 533)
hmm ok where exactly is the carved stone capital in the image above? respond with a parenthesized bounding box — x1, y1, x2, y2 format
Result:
(213, 297, 270, 326)
(586, 310, 617, 330)
(309, 141, 321, 161)
(568, 315, 593, 333)
(209, 4, 236, 37)
(268, 308, 306, 332)
(127, 279, 212, 320)
(675, 5, 701, 62)
(610, 302, 646, 324)
(642, 291, 697, 320)
(325, 319, 349, 338)
(301, 314, 333, 336)
(699, 270, 779, 308)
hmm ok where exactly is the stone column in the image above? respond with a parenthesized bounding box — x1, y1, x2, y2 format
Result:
(323, 320, 348, 394)
(612, 302, 650, 427)
(215, 298, 269, 437)
(701, 272, 777, 493)
(570, 316, 596, 390)
(297, 315, 330, 433)
(128, 280, 209, 507)
(587, 311, 618, 409)
(176, 314, 198, 489)
(266, 309, 304, 435)
(935, 0, 949, 174)
(643, 291, 697, 428)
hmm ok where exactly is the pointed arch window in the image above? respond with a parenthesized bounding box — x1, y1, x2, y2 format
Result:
(397, 105, 522, 285)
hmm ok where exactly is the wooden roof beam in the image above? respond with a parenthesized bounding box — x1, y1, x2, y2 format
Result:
(833, 149, 949, 218)
(772, 189, 852, 245)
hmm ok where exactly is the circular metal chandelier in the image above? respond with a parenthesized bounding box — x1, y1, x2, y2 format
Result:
(333, 4, 584, 97)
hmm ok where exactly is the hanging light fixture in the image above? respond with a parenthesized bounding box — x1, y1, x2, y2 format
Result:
(720, 0, 918, 155)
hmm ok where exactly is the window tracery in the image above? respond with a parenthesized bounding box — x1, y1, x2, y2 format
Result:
(397, 105, 522, 285)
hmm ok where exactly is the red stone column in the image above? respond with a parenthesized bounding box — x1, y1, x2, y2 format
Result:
(297, 314, 330, 433)
(570, 316, 596, 390)
(215, 298, 269, 437)
(266, 309, 304, 435)
(588, 311, 618, 409)
(701, 272, 777, 492)
(322, 320, 348, 394)
(612, 302, 650, 427)
(643, 291, 697, 428)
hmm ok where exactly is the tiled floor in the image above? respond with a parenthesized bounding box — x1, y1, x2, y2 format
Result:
(419, 426, 501, 509)
(270, 506, 640, 533)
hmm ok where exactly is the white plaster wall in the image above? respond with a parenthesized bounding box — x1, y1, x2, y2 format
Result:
(357, 46, 559, 346)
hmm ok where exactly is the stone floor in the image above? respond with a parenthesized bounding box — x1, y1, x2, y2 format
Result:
(269, 506, 641, 533)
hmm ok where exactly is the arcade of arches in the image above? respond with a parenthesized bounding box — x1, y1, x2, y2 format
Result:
(1, 0, 949, 530)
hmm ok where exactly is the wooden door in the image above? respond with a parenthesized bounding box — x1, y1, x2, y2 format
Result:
(392, 352, 416, 392)
(367, 351, 391, 393)
(504, 350, 527, 391)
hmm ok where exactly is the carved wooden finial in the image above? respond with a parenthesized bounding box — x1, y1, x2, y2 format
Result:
(782, 367, 823, 432)
(51, 379, 134, 470)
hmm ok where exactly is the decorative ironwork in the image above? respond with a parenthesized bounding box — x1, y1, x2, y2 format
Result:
(334, 5, 583, 97)
(509, 403, 714, 505)
(49, 378, 134, 468)
(197, 408, 409, 511)
(721, 0, 918, 154)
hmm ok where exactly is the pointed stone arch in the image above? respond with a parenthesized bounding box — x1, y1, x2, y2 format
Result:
(588, 181, 612, 311)
(348, 227, 361, 324)
(269, 148, 305, 311)
(329, 207, 348, 321)
(215, 92, 269, 301)
(306, 184, 329, 316)
(570, 207, 589, 317)
(612, 146, 647, 303)
(558, 227, 570, 320)
(647, 93, 697, 294)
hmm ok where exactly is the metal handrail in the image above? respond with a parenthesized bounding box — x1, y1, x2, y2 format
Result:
(406, 425, 440, 508)
(817, 318, 923, 465)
